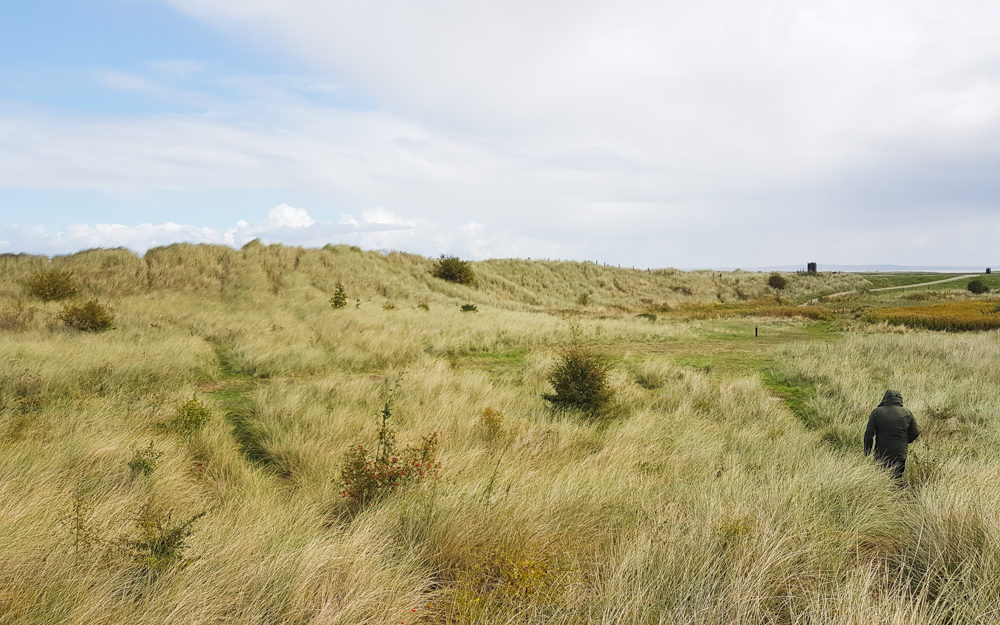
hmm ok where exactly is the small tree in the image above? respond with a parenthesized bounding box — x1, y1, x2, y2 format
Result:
(22, 270, 78, 301)
(967, 279, 988, 294)
(432, 255, 475, 285)
(121, 504, 206, 579)
(768, 273, 787, 290)
(329, 282, 348, 309)
(543, 322, 614, 420)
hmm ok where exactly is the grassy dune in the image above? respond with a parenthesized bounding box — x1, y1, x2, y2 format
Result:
(1, 244, 999, 624)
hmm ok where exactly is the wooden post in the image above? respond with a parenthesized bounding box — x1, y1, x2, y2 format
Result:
(755, 326, 758, 337)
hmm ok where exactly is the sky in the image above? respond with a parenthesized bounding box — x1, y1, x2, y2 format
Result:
(1, 0, 999, 268)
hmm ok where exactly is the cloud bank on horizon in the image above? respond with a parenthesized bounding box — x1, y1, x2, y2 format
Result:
(1, 0, 999, 266)
(0, 205, 553, 260)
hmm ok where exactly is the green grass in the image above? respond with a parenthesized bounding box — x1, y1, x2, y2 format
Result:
(859, 272, 965, 289)
(900, 272, 1000, 293)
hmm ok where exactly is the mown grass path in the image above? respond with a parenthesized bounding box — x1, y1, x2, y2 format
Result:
(800, 273, 980, 305)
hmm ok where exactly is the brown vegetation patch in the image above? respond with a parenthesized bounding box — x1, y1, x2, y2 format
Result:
(865, 300, 1000, 331)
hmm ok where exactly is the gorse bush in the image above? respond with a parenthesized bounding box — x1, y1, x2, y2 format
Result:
(543, 322, 614, 419)
(58, 300, 113, 332)
(967, 279, 988, 294)
(21, 269, 78, 301)
(768, 273, 788, 290)
(329, 282, 348, 308)
(432, 255, 475, 285)
(339, 384, 440, 507)
(460, 303, 478, 313)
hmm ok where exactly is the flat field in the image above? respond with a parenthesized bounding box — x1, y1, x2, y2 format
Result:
(1, 245, 999, 624)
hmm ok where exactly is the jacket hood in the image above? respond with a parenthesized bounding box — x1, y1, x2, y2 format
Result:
(879, 389, 903, 406)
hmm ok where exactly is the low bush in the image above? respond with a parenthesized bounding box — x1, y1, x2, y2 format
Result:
(382, 301, 398, 311)
(416, 300, 430, 311)
(460, 303, 478, 313)
(636, 312, 657, 322)
(329, 282, 348, 308)
(169, 397, 211, 436)
(967, 279, 988, 294)
(768, 273, 787, 290)
(339, 389, 440, 508)
(440, 540, 564, 623)
(58, 300, 114, 332)
(128, 441, 164, 476)
(477, 407, 506, 440)
(432, 255, 475, 285)
(21, 269, 78, 301)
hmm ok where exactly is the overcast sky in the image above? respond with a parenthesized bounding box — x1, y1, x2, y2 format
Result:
(1, 0, 999, 268)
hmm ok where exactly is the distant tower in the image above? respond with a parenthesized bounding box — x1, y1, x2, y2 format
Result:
(807, 262, 817, 274)
(988, 268, 992, 274)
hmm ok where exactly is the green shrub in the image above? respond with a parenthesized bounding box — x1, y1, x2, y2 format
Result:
(169, 397, 211, 436)
(636, 312, 657, 322)
(21, 269, 78, 301)
(967, 279, 988, 294)
(58, 300, 113, 332)
(460, 303, 478, 313)
(768, 273, 787, 290)
(576, 292, 591, 306)
(329, 282, 348, 308)
(128, 441, 164, 476)
(543, 325, 614, 420)
(432, 255, 475, 285)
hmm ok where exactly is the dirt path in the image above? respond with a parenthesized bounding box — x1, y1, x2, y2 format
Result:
(800, 274, 979, 306)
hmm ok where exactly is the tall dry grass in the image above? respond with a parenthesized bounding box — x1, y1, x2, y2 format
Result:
(1, 246, 997, 624)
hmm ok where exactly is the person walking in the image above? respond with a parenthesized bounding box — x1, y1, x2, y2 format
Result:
(864, 389, 919, 482)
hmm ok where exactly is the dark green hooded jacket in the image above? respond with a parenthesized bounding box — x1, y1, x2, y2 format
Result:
(864, 390, 919, 459)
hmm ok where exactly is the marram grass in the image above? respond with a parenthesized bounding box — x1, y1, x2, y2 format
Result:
(1, 245, 999, 624)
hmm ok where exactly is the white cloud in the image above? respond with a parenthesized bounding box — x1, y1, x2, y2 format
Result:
(266, 204, 314, 229)
(0, 206, 566, 260)
(3, 1, 1000, 266)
